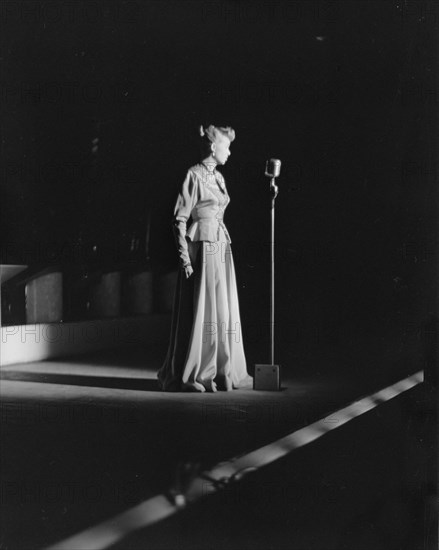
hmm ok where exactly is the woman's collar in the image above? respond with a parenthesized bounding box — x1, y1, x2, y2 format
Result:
(201, 161, 216, 173)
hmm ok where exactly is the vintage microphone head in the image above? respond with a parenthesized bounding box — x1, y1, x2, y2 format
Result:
(265, 158, 282, 178)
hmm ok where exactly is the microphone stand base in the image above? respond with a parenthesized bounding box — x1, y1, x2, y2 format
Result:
(253, 364, 281, 391)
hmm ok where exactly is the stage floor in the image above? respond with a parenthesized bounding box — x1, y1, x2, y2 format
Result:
(0, 343, 430, 550)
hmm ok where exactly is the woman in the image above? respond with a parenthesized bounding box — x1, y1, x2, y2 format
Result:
(157, 125, 252, 392)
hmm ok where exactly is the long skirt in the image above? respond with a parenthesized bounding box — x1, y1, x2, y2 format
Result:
(157, 227, 252, 392)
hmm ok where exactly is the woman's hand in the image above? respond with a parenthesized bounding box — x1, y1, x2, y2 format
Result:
(184, 265, 194, 279)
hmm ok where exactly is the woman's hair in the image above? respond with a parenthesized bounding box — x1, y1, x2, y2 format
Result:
(199, 125, 236, 143)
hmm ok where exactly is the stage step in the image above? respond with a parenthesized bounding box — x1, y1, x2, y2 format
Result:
(0, 314, 171, 367)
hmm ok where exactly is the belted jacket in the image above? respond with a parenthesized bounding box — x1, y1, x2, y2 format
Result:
(172, 163, 232, 268)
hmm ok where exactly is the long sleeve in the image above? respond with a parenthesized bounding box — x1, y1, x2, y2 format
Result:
(172, 169, 199, 268)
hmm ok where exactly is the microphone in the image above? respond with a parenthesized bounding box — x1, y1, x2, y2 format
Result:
(265, 158, 281, 179)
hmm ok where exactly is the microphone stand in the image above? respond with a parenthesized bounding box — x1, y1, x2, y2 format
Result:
(254, 160, 281, 391)
(269, 177, 279, 366)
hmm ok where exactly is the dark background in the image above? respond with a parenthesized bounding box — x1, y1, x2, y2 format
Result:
(1, 0, 437, 376)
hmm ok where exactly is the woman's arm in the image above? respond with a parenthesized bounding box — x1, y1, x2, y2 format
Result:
(172, 170, 198, 275)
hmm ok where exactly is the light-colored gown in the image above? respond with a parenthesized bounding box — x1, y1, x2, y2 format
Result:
(157, 162, 252, 392)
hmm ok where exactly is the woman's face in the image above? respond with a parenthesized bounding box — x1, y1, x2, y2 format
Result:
(212, 135, 231, 165)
